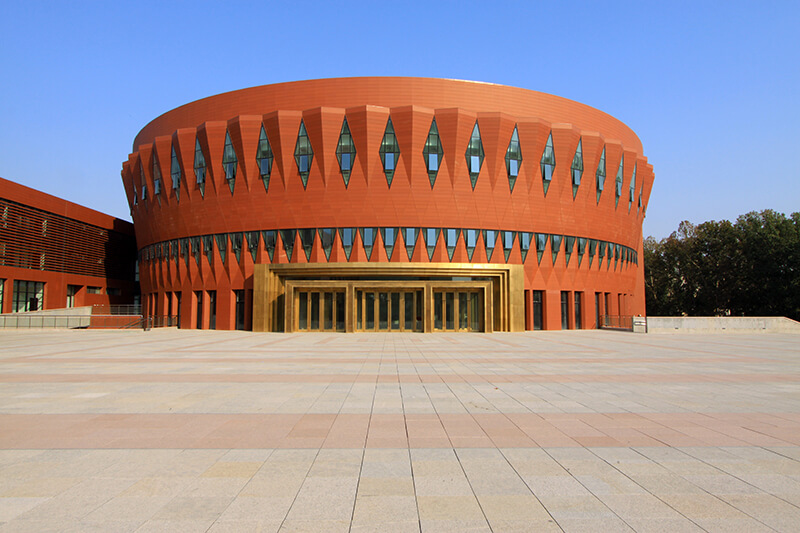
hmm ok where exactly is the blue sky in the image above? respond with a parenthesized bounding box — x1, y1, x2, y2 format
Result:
(1, 0, 797, 239)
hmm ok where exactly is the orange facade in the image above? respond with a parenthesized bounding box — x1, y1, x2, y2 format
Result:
(122, 78, 654, 331)
(0, 177, 138, 314)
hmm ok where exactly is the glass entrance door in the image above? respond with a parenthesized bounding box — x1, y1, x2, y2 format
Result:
(433, 290, 482, 331)
(356, 290, 422, 332)
(297, 291, 345, 332)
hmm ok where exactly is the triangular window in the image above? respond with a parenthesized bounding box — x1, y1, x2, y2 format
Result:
(152, 151, 162, 197)
(140, 164, 148, 202)
(598, 241, 607, 268)
(445, 228, 460, 261)
(577, 237, 587, 266)
(256, 125, 273, 194)
(564, 236, 575, 266)
(336, 119, 356, 188)
(262, 230, 277, 262)
(318, 228, 335, 261)
(505, 126, 522, 192)
(502, 231, 516, 262)
(215, 234, 228, 264)
(381, 227, 398, 260)
(191, 236, 201, 265)
(294, 121, 313, 189)
(483, 230, 497, 261)
(535, 233, 548, 264)
(280, 229, 296, 262)
(615, 155, 624, 208)
(180, 238, 189, 266)
(519, 232, 532, 263)
(222, 131, 238, 194)
(338, 228, 355, 261)
(540, 133, 555, 196)
(588, 239, 597, 267)
(550, 234, 562, 265)
(629, 164, 636, 212)
(194, 138, 206, 197)
(571, 140, 583, 199)
(380, 118, 401, 187)
(359, 227, 377, 260)
(132, 182, 138, 206)
(170, 145, 181, 202)
(299, 229, 315, 261)
(245, 231, 260, 262)
(423, 119, 444, 188)
(402, 228, 417, 260)
(230, 232, 243, 264)
(202, 235, 214, 265)
(424, 228, 440, 261)
(596, 146, 606, 203)
(464, 229, 478, 261)
(465, 122, 484, 190)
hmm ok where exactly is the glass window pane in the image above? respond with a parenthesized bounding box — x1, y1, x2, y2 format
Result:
(434, 292, 443, 330)
(336, 292, 345, 331)
(385, 152, 394, 170)
(445, 292, 454, 330)
(310, 292, 319, 330)
(366, 292, 375, 330)
(404, 292, 414, 330)
(428, 154, 438, 171)
(379, 292, 388, 329)
(298, 292, 307, 330)
(509, 159, 518, 176)
(391, 293, 400, 330)
(459, 292, 468, 329)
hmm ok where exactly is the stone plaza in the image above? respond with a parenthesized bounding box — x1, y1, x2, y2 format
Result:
(0, 329, 799, 532)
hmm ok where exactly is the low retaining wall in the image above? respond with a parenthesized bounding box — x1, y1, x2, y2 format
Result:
(0, 307, 93, 329)
(646, 316, 800, 333)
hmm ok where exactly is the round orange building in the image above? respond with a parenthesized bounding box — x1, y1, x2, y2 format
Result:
(121, 77, 654, 332)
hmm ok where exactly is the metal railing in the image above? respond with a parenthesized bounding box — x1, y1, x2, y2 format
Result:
(92, 304, 143, 315)
(0, 312, 178, 330)
(600, 314, 634, 331)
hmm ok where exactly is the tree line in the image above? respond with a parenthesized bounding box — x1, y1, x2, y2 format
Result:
(644, 210, 800, 320)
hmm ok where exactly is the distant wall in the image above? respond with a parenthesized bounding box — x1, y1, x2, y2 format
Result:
(647, 316, 800, 333)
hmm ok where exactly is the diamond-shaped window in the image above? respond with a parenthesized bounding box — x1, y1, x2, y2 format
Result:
(629, 164, 636, 213)
(577, 237, 587, 266)
(615, 155, 624, 208)
(564, 236, 575, 266)
(230, 232, 243, 264)
(596, 146, 606, 203)
(571, 140, 583, 199)
(215, 234, 228, 264)
(256, 125, 273, 194)
(170, 145, 181, 202)
(194, 138, 206, 197)
(505, 126, 522, 192)
(222, 131, 238, 194)
(540, 133, 555, 196)
(294, 121, 313, 189)
(380, 118, 400, 187)
(336, 118, 356, 187)
(423, 119, 444, 188)
(465, 122, 484, 190)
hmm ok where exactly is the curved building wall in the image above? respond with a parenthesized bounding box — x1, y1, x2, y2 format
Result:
(121, 77, 654, 332)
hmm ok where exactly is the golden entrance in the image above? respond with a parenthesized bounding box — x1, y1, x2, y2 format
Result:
(253, 263, 524, 333)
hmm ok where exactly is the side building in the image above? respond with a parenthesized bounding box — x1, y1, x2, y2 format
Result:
(0, 177, 138, 314)
(122, 77, 654, 332)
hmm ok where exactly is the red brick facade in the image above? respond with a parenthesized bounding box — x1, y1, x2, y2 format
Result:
(122, 78, 654, 331)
